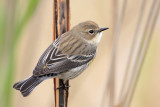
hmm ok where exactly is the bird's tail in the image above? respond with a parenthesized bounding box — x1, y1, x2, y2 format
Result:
(13, 76, 44, 97)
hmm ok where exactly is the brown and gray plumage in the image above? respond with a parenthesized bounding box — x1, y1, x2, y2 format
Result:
(13, 21, 109, 97)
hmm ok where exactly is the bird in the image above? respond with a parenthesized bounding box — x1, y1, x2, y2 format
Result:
(13, 21, 109, 97)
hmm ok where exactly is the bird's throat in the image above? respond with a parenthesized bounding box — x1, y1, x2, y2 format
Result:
(92, 32, 102, 44)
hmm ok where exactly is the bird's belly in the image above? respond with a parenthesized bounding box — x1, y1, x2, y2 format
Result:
(58, 64, 89, 80)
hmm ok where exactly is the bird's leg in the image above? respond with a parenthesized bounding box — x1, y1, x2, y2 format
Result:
(57, 79, 70, 91)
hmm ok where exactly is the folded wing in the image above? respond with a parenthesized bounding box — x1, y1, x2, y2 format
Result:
(33, 38, 96, 76)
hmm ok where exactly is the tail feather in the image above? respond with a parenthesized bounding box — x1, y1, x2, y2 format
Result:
(13, 76, 32, 90)
(13, 76, 44, 97)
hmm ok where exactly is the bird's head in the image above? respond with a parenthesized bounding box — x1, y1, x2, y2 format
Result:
(71, 21, 109, 44)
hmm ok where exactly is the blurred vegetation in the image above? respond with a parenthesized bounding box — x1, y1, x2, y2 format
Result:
(0, 0, 40, 107)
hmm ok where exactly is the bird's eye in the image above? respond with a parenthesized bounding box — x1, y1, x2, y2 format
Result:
(89, 29, 94, 34)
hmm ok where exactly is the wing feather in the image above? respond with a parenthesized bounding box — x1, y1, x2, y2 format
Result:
(33, 38, 96, 76)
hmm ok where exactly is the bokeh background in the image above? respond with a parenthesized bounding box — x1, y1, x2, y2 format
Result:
(0, 0, 160, 107)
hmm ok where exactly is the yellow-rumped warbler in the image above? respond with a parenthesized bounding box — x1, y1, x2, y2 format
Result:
(13, 21, 108, 97)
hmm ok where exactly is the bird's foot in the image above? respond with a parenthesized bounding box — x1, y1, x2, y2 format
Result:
(56, 80, 70, 92)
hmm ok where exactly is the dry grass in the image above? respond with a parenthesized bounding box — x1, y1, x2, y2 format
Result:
(107, 0, 160, 107)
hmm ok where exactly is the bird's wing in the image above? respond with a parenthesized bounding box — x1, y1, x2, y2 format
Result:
(33, 38, 96, 76)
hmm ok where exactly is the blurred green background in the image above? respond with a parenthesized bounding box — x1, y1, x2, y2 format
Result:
(0, 0, 160, 107)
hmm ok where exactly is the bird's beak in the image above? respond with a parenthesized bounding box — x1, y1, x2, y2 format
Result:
(98, 27, 109, 32)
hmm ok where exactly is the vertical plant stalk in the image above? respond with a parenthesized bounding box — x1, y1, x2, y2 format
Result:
(107, 0, 127, 106)
(118, 0, 146, 104)
(53, 0, 70, 107)
(124, 1, 160, 107)
(120, 0, 160, 107)
(2, 1, 16, 107)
